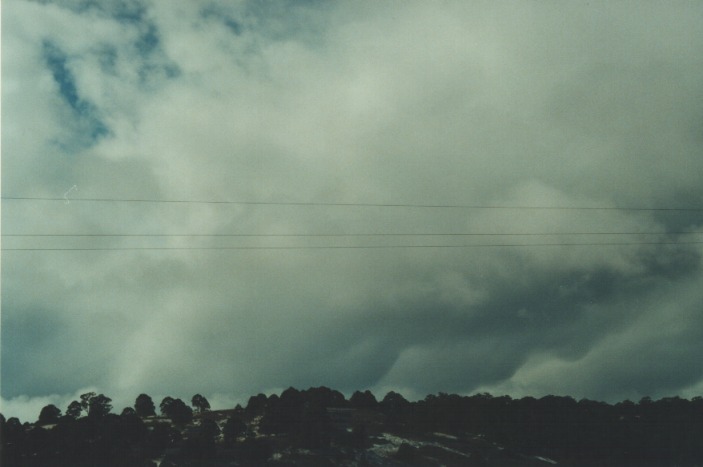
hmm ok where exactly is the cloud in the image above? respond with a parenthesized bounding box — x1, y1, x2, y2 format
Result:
(3, 0, 703, 420)
(0, 387, 98, 423)
(477, 267, 703, 401)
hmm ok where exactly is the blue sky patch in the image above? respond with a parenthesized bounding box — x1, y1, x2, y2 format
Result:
(42, 40, 82, 112)
(42, 40, 110, 145)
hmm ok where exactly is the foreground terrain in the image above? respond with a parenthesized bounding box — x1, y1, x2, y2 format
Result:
(2, 388, 703, 466)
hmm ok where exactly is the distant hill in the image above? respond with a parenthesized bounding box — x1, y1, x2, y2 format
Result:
(2, 388, 703, 466)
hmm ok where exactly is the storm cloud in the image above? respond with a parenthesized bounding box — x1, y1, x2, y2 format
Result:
(2, 0, 703, 422)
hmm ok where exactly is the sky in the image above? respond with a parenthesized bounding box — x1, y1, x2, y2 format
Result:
(2, 0, 703, 422)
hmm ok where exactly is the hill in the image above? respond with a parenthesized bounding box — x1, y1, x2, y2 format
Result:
(2, 388, 703, 466)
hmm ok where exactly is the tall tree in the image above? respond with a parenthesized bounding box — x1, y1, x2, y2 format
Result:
(66, 400, 83, 419)
(160, 396, 175, 416)
(350, 390, 378, 409)
(191, 394, 211, 413)
(121, 407, 137, 417)
(38, 404, 61, 425)
(161, 398, 193, 425)
(79, 392, 97, 411)
(135, 393, 156, 417)
(87, 394, 112, 419)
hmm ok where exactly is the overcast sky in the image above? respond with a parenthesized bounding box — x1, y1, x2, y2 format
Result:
(3, 0, 703, 422)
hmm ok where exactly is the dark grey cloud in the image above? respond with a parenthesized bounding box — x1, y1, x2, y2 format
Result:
(3, 0, 703, 422)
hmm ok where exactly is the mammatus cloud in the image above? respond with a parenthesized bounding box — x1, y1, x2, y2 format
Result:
(2, 0, 703, 421)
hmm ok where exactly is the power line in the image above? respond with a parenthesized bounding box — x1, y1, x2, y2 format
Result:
(2, 231, 702, 238)
(2, 196, 702, 211)
(3, 241, 702, 251)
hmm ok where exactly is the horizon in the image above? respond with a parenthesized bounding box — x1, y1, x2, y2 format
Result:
(3, 384, 698, 425)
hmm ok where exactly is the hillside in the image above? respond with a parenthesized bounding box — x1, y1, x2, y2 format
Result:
(2, 388, 703, 466)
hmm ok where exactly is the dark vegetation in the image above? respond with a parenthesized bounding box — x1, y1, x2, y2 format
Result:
(2, 389, 703, 466)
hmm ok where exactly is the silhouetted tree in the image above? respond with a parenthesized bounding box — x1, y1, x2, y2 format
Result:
(191, 393, 211, 413)
(88, 393, 112, 419)
(121, 406, 137, 417)
(160, 396, 175, 415)
(381, 391, 409, 411)
(381, 391, 410, 429)
(260, 387, 303, 434)
(350, 389, 378, 409)
(161, 397, 193, 425)
(3, 416, 23, 438)
(245, 393, 269, 416)
(639, 396, 653, 406)
(267, 394, 280, 411)
(80, 392, 97, 411)
(67, 400, 83, 419)
(38, 404, 62, 425)
(135, 393, 156, 417)
(305, 386, 346, 408)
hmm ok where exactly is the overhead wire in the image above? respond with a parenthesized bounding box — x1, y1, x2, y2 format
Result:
(2, 196, 703, 211)
(2, 231, 702, 237)
(3, 195, 701, 251)
(3, 241, 703, 251)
